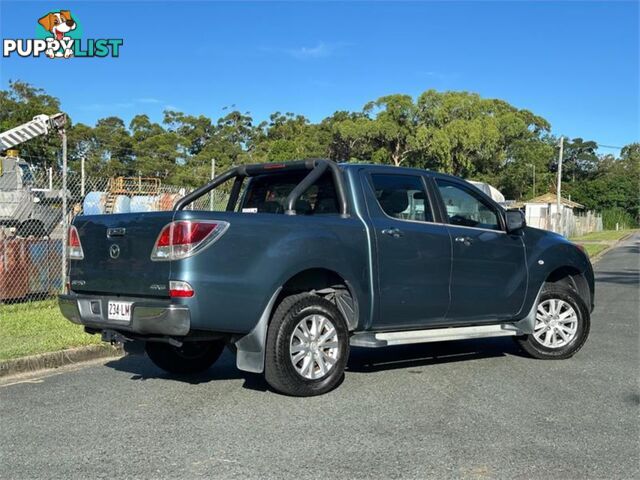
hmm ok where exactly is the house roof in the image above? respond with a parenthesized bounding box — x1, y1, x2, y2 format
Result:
(514, 192, 584, 209)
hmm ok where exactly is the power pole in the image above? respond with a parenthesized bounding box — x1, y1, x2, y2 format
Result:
(532, 164, 536, 197)
(528, 163, 536, 197)
(556, 136, 564, 234)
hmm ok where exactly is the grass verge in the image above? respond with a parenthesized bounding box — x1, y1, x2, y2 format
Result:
(582, 244, 608, 258)
(570, 230, 634, 242)
(0, 299, 100, 361)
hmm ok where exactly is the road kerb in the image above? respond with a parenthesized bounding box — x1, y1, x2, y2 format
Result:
(0, 344, 124, 379)
(589, 231, 637, 264)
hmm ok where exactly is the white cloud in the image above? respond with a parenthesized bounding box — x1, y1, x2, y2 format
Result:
(287, 42, 332, 59)
(418, 71, 460, 81)
(77, 102, 134, 111)
(77, 98, 166, 111)
(135, 97, 162, 104)
(261, 41, 348, 60)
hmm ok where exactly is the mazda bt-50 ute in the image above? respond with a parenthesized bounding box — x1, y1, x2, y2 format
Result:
(59, 159, 594, 396)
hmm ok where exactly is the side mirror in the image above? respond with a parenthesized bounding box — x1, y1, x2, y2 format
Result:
(505, 210, 526, 232)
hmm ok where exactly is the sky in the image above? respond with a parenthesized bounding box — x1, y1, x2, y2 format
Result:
(1, 1, 638, 154)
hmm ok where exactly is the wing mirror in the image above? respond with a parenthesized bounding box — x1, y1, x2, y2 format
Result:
(505, 210, 526, 232)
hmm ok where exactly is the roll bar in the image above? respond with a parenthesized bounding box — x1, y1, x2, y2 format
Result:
(173, 158, 349, 217)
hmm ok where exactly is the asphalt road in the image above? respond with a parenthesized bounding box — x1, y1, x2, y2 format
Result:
(1, 234, 638, 480)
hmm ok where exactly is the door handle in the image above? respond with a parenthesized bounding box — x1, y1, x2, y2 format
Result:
(382, 228, 403, 238)
(455, 236, 473, 245)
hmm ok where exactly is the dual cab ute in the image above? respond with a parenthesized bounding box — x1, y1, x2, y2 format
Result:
(59, 159, 594, 396)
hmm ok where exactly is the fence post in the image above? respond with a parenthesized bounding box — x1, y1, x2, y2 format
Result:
(61, 130, 68, 293)
(209, 158, 215, 210)
(48, 167, 53, 191)
(81, 157, 85, 197)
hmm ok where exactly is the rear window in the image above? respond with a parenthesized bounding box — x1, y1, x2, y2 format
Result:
(370, 173, 434, 222)
(240, 171, 339, 215)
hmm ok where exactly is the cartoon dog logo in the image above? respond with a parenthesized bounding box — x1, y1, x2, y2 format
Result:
(37, 10, 76, 58)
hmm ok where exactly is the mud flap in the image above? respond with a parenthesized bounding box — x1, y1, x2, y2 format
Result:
(234, 287, 282, 373)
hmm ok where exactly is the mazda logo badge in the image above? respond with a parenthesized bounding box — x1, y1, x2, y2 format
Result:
(109, 244, 120, 259)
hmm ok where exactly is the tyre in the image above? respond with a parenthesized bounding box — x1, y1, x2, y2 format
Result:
(265, 293, 349, 396)
(145, 340, 225, 374)
(515, 284, 590, 360)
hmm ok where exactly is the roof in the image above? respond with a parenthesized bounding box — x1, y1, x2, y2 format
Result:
(514, 192, 584, 209)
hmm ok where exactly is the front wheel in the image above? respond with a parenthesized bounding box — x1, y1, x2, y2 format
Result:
(145, 340, 225, 374)
(265, 293, 350, 396)
(515, 284, 590, 360)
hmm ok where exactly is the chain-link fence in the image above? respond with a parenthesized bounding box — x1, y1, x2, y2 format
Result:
(0, 155, 228, 303)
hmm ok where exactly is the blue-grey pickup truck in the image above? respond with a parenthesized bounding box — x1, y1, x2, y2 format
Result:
(59, 159, 594, 396)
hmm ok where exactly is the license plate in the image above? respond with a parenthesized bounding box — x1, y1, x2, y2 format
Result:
(108, 301, 132, 322)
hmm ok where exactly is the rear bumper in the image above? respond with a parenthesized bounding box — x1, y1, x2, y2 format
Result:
(58, 293, 190, 336)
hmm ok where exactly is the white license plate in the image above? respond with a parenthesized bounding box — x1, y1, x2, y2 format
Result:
(108, 301, 133, 322)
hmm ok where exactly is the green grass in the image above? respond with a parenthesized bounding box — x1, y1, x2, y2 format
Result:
(0, 299, 100, 361)
(582, 244, 608, 258)
(570, 230, 635, 242)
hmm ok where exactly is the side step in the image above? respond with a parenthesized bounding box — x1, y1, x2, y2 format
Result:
(350, 324, 522, 348)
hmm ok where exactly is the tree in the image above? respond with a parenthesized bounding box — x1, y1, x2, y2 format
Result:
(323, 111, 373, 161)
(0, 81, 63, 168)
(414, 91, 551, 178)
(1, 80, 635, 218)
(567, 142, 639, 224)
(254, 112, 329, 162)
(66, 117, 134, 176)
(561, 137, 599, 182)
(130, 115, 182, 179)
(163, 111, 214, 156)
(363, 94, 424, 167)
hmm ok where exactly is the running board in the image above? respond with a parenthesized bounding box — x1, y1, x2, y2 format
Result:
(350, 324, 522, 348)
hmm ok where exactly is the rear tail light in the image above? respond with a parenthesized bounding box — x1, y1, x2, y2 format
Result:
(68, 226, 84, 260)
(169, 280, 194, 298)
(151, 220, 229, 261)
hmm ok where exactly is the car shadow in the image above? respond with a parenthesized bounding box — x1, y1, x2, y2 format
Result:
(104, 348, 270, 392)
(347, 336, 521, 373)
(104, 337, 525, 391)
(595, 269, 639, 286)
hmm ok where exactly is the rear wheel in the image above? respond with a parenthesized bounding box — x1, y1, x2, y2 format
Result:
(265, 293, 349, 396)
(145, 340, 225, 374)
(516, 284, 590, 359)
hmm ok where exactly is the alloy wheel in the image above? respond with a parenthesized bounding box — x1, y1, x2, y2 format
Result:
(289, 314, 340, 380)
(533, 299, 579, 348)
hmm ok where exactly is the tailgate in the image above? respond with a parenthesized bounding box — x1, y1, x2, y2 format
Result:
(69, 212, 174, 297)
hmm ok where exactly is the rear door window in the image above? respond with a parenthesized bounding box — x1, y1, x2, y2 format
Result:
(370, 174, 434, 222)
